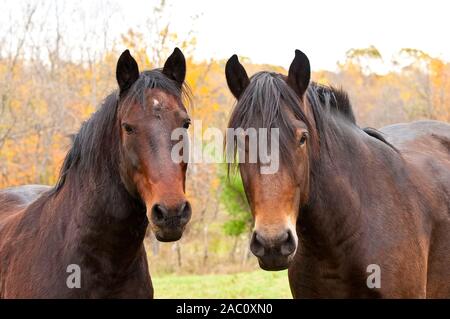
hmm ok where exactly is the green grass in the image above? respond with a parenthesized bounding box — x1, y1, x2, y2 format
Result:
(152, 270, 292, 299)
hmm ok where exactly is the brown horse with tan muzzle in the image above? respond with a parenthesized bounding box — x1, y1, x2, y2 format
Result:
(0, 48, 192, 298)
(225, 50, 450, 298)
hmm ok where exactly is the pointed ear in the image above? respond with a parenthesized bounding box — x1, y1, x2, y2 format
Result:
(162, 47, 186, 86)
(287, 49, 311, 98)
(116, 50, 140, 93)
(225, 55, 250, 100)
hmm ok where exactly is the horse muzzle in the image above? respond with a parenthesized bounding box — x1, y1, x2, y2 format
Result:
(149, 201, 192, 242)
(250, 229, 297, 270)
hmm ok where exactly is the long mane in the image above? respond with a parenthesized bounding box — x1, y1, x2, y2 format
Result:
(227, 72, 394, 174)
(52, 69, 190, 193)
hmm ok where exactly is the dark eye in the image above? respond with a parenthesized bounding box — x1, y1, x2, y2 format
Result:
(299, 132, 308, 146)
(122, 123, 135, 134)
(183, 119, 191, 129)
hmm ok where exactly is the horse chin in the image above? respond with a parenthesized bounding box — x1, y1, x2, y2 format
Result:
(257, 255, 294, 271)
(154, 228, 184, 242)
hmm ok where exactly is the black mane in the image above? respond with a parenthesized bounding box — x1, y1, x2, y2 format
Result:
(123, 69, 191, 108)
(309, 82, 356, 124)
(52, 69, 189, 193)
(227, 72, 314, 173)
(307, 82, 397, 151)
(227, 72, 394, 173)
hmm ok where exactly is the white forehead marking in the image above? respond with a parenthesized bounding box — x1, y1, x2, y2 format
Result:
(153, 98, 160, 106)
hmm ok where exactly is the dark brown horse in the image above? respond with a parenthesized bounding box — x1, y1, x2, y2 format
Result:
(0, 48, 192, 298)
(225, 50, 450, 298)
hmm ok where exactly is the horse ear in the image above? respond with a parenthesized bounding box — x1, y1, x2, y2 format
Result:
(225, 54, 250, 100)
(287, 49, 311, 98)
(162, 47, 186, 86)
(116, 49, 140, 93)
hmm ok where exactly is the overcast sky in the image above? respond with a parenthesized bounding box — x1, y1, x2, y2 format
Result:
(3, 0, 449, 71)
(115, 0, 450, 71)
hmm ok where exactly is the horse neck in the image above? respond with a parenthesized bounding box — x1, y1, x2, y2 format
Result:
(51, 141, 147, 269)
(301, 115, 400, 256)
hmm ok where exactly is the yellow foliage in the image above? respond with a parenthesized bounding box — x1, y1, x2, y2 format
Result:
(1, 39, 450, 189)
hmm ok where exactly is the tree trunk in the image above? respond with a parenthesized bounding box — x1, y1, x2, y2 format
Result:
(229, 236, 238, 262)
(151, 234, 159, 256)
(203, 224, 208, 266)
(175, 242, 182, 268)
(242, 232, 252, 266)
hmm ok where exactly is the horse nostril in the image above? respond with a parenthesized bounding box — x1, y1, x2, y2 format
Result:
(178, 201, 192, 223)
(250, 232, 265, 257)
(151, 204, 168, 225)
(250, 230, 297, 258)
(280, 230, 296, 256)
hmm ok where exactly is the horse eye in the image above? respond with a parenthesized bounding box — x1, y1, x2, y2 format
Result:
(122, 123, 135, 134)
(299, 132, 308, 146)
(183, 119, 191, 129)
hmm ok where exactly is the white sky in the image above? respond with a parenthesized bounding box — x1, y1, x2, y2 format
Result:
(117, 0, 450, 71)
(2, 0, 449, 71)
